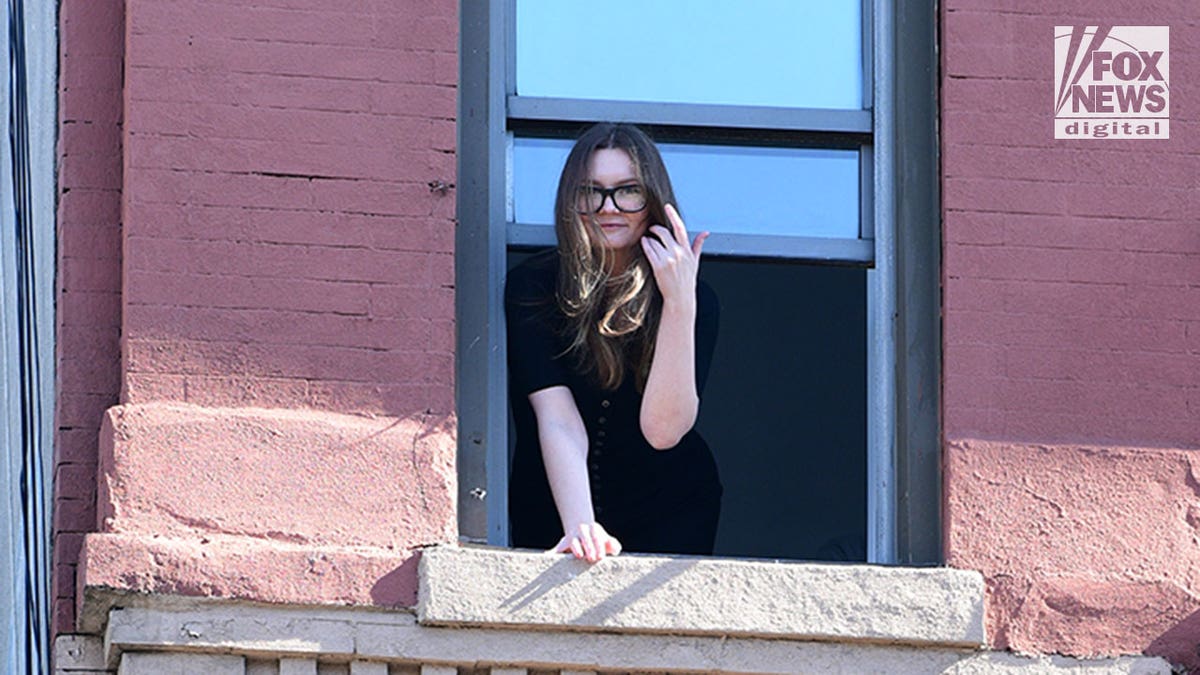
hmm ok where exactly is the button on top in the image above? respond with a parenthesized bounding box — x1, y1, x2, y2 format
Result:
(601, 400, 611, 408)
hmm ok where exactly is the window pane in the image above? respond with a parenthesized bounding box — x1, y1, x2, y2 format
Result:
(515, 0, 863, 110)
(512, 136, 860, 240)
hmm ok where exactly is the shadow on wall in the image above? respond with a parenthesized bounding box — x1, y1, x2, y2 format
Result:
(370, 556, 422, 607)
(1149, 608, 1200, 674)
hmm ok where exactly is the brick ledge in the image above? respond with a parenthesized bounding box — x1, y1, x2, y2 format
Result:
(56, 599, 1172, 674)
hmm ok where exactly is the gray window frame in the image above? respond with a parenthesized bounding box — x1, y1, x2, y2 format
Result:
(2, 0, 58, 670)
(457, 0, 940, 564)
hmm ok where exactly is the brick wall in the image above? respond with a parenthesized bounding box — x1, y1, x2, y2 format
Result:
(54, 0, 125, 636)
(55, 0, 458, 637)
(942, 3, 1199, 448)
(120, 0, 457, 416)
(941, 2, 1199, 668)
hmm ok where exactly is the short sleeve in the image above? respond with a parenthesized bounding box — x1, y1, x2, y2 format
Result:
(505, 256, 571, 398)
(695, 280, 720, 396)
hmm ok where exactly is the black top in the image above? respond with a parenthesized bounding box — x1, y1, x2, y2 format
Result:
(505, 249, 722, 552)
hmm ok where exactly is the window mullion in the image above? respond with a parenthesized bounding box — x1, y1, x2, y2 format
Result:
(508, 96, 872, 135)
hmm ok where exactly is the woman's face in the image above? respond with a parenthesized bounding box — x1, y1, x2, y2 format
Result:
(581, 148, 650, 259)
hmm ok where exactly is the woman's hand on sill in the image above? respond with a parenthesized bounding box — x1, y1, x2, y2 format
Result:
(549, 521, 622, 563)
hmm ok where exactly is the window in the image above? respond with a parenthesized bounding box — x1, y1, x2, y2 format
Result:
(458, 1, 941, 564)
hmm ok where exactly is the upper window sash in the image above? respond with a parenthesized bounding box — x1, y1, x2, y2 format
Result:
(513, 1, 867, 111)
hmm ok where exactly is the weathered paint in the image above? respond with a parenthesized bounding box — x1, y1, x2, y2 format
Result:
(53, 0, 125, 635)
(119, 0, 457, 415)
(941, 4, 1200, 671)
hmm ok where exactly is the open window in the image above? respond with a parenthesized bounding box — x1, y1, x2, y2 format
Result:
(458, 0, 941, 564)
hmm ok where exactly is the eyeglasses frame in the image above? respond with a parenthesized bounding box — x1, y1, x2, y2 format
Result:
(574, 184, 648, 214)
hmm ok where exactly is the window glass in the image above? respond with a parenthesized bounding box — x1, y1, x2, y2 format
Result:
(512, 136, 860, 239)
(515, 0, 864, 110)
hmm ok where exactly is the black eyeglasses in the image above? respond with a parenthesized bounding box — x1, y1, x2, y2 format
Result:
(575, 184, 648, 214)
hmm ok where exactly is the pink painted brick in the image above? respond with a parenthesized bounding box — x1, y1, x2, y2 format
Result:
(368, 82, 456, 118)
(55, 464, 99, 503)
(1127, 252, 1200, 287)
(432, 52, 458, 87)
(59, 153, 122, 191)
(944, 178, 1068, 215)
(238, 343, 437, 384)
(941, 77, 1046, 115)
(125, 311, 430, 356)
(132, 33, 436, 85)
(943, 310, 1007, 347)
(122, 373, 187, 403)
(53, 564, 76, 603)
(129, 65, 374, 113)
(61, 254, 120, 291)
(944, 276, 1006, 313)
(58, 290, 122, 327)
(53, 499, 96, 533)
(942, 211, 1006, 246)
(53, 599, 75, 636)
(942, 406, 1001, 437)
(59, 55, 121, 90)
(361, 216, 447, 253)
(1123, 221, 1200, 255)
(1063, 184, 1189, 221)
(943, 374, 1005, 411)
(944, 343, 1006, 378)
(430, 320, 454, 353)
(125, 269, 371, 315)
(59, 358, 121, 395)
(55, 429, 103, 465)
(59, 85, 122, 123)
(58, 188, 121, 225)
(1007, 315, 1188, 353)
(943, 144, 1079, 184)
(182, 375, 310, 409)
(1001, 214, 1125, 251)
(1001, 280, 1127, 319)
(60, 1, 123, 50)
(131, 2, 378, 47)
(942, 40, 1041, 80)
(60, 225, 120, 261)
(128, 99, 435, 149)
(945, 244, 1072, 282)
(128, 135, 438, 184)
(310, 181, 433, 217)
(57, 392, 116, 429)
(54, 533, 88, 568)
(306, 381, 432, 416)
(370, 286, 454, 321)
(128, 239, 433, 286)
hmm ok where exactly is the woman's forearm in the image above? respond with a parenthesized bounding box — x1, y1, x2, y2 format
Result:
(537, 411, 595, 532)
(640, 298, 699, 449)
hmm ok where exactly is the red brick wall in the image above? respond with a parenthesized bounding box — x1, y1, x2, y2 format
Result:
(119, 0, 457, 415)
(942, 5, 1199, 448)
(54, 0, 457, 636)
(941, 2, 1200, 668)
(54, 0, 125, 636)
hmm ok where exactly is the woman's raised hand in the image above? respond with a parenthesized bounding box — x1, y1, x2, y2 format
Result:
(640, 204, 709, 306)
(549, 521, 622, 563)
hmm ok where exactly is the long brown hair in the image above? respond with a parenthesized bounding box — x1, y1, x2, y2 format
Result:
(553, 123, 679, 391)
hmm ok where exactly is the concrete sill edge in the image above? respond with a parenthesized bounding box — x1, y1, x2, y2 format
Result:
(417, 544, 988, 648)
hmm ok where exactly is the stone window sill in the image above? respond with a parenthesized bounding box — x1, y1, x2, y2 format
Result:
(419, 545, 987, 647)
